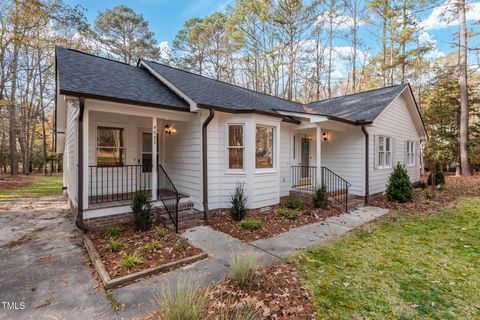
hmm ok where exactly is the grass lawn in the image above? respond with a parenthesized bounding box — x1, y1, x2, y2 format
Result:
(299, 197, 480, 319)
(0, 175, 63, 200)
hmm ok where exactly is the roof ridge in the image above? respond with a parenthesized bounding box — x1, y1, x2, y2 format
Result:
(308, 83, 407, 105)
(142, 59, 303, 106)
(56, 46, 133, 67)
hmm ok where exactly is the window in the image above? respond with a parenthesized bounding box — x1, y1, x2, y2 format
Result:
(256, 125, 274, 169)
(407, 141, 415, 166)
(378, 136, 392, 168)
(227, 124, 244, 169)
(96, 126, 125, 166)
(141, 132, 159, 172)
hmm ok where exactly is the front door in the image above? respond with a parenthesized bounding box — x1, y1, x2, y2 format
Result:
(141, 132, 159, 172)
(301, 137, 310, 178)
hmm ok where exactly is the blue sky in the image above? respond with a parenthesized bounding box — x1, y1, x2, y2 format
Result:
(66, 0, 480, 67)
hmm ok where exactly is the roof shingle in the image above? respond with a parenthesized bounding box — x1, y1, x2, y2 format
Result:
(56, 47, 189, 110)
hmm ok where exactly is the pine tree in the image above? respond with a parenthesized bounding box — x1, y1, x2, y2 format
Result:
(386, 163, 413, 203)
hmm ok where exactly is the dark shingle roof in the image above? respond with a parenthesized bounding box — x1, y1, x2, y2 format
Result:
(56, 47, 189, 110)
(307, 84, 408, 122)
(141, 60, 304, 114)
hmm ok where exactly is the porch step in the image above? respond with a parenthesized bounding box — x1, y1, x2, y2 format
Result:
(155, 202, 205, 231)
(329, 195, 364, 212)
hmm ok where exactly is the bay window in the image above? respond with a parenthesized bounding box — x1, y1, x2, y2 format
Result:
(227, 124, 244, 170)
(256, 125, 274, 169)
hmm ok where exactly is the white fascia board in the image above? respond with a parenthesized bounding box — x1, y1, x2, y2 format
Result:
(276, 110, 328, 123)
(139, 61, 198, 112)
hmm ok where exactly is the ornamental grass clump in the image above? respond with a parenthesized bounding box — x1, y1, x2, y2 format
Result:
(386, 163, 413, 203)
(218, 303, 260, 320)
(104, 226, 121, 238)
(230, 182, 248, 221)
(109, 239, 124, 252)
(120, 253, 146, 270)
(228, 250, 258, 288)
(130, 190, 153, 231)
(160, 278, 209, 320)
(144, 240, 161, 253)
(314, 184, 328, 208)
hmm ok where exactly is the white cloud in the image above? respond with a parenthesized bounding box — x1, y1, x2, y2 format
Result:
(316, 13, 365, 30)
(420, 0, 480, 30)
(418, 31, 446, 60)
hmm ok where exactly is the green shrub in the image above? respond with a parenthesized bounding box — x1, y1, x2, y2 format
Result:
(144, 240, 161, 253)
(109, 239, 124, 252)
(174, 238, 189, 252)
(313, 184, 328, 208)
(104, 226, 121, 238)
(120, 253, 146, 269)
(228, 250, 258, 288)
(230, 182, 248, 221)
(239, 218, 262, 230)
(130, 191, 153, 231)
(160, 278, 209, 320)
(156, 227, 168, 239)
(427, 162, 446, 187)
(286, 199, 304, 210)
(276, 207, 299, 219)
(386, 163, 413, 203)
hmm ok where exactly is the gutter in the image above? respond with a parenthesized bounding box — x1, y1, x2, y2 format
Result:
(202, 109, 215, 219)
(76, 97, 89, 233)
(360, 121, 369, 205)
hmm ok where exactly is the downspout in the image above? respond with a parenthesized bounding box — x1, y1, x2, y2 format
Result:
(360, 123, 369, 205)
(202, 109, 215, 219)
(76, 97, 89, 232)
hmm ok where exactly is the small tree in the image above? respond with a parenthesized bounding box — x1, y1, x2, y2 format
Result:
(313, 183, 328, 208)
(427, 162, 445, 187)
(130, 190, 153, 231)
(386, 163, 413, 203)
(230, 182, 248, 221)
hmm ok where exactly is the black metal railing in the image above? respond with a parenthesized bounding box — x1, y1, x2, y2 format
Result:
(321, 167, 351, 212)
(291, 165, 317, 192)
(88, 165, 152, 204)
(157, 164, 179, 233)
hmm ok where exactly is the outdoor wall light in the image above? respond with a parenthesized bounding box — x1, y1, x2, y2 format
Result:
(322, 131, 328, 141)
(164, 124, 177, 135)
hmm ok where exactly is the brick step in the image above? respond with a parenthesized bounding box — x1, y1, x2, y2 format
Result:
(156, 201, 194, 214)
(157, 209, 204, 224)
(330, 197, 364, 212)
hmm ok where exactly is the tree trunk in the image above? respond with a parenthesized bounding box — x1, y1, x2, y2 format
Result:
(458, 0, 471, 176)
(327, 0, 334, 98)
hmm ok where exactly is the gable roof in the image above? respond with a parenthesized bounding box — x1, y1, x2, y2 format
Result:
(307, 84, 408, 123)
(140, 60, 304, 115)
(55, 47, 189, 110)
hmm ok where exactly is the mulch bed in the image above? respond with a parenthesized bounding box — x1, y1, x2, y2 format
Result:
(370, 173, 480, 212)
(88, 225, 204, 278)
(208, 200, 340, 242)
(145, 263, 313, 320)
(0, 174, 33, 192)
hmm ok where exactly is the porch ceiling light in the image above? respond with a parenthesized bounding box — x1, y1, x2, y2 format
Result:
(164, 124, 177, 135)
(322, 131, 328, 141)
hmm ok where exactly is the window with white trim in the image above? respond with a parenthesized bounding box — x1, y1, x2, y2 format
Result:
(378, 136, 392, 168)
(96, 126, 125, 166)
(256, 125, 274, 169)
(407, 141, 415, 166)
(227, 124, 244, 170)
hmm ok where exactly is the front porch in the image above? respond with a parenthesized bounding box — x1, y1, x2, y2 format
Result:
(80, 99, 202, 231)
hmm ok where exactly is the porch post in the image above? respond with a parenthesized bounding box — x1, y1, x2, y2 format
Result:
(316, 126, 322, 187)
(151, 117, 158, 201)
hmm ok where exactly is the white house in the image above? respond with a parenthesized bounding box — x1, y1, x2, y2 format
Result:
(55, 47, 427, 231)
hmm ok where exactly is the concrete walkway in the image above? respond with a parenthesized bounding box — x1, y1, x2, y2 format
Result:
(112, 206, 388, 319)
(0, 196, 116, 320)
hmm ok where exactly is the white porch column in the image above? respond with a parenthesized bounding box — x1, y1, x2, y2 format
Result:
(82, 108, 89, 209)
(316, 126, 322, 187)
(151, 117, 158, 201)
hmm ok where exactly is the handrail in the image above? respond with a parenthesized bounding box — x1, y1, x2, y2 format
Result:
(157, 164, 179, 233)
(321, 166, 350, 212)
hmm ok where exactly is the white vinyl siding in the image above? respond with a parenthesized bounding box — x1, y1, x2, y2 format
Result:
(368, 93, 421, 195)
(64, 98, 79, 207)
(280, 123, 293, 197)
